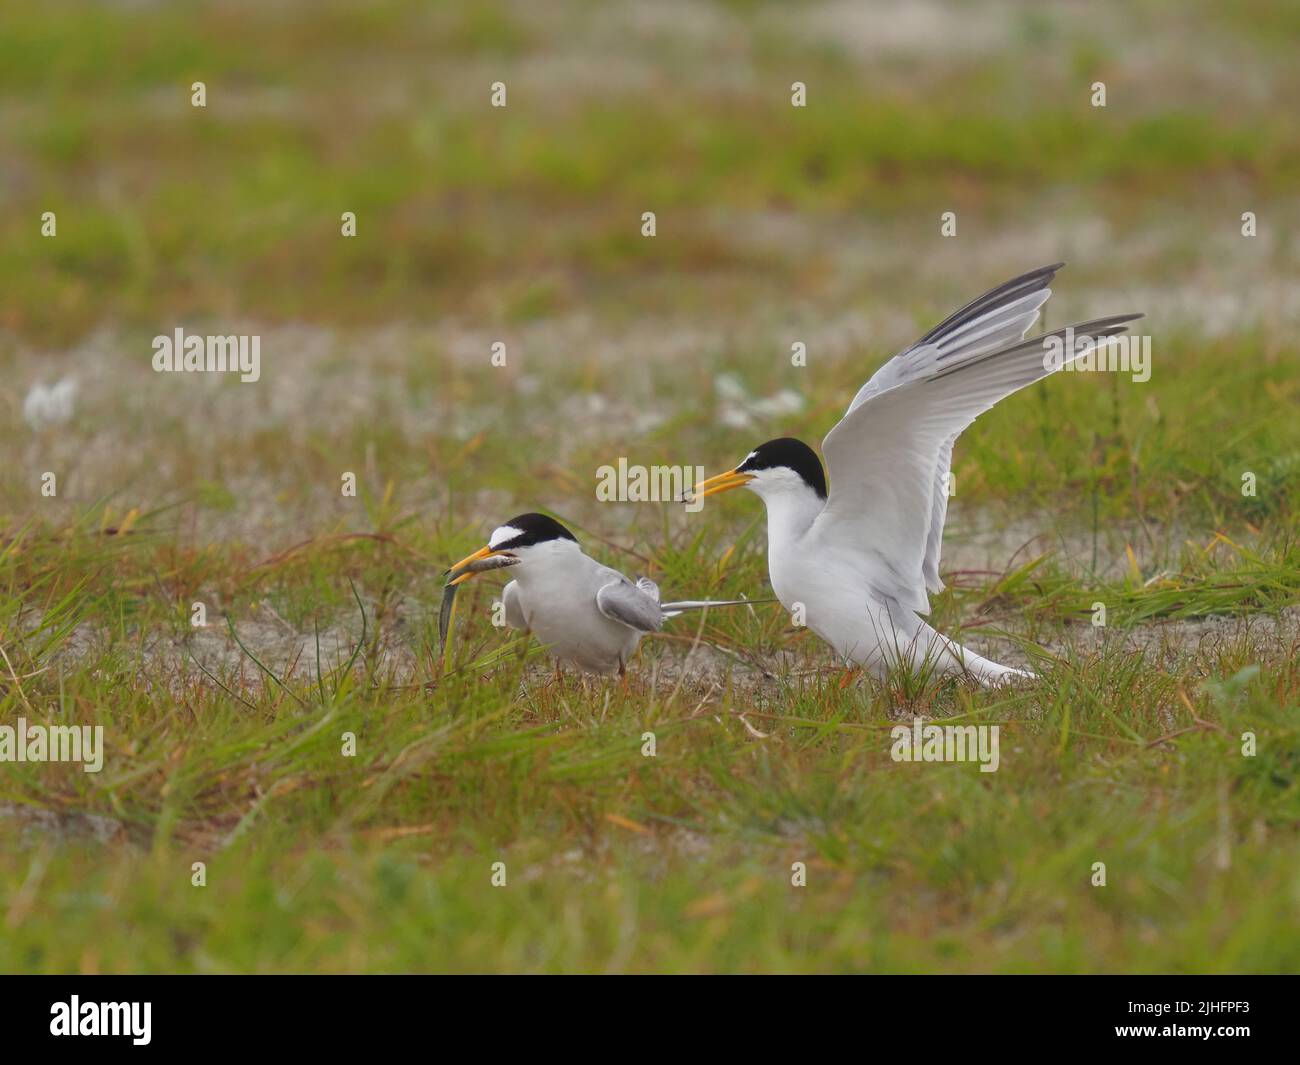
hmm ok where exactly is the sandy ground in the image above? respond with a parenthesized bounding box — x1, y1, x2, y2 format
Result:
(19, 586, 1299, 708)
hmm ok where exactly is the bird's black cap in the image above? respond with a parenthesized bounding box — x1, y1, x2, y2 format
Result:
(736, 438, 828, 499)
(490, 513, 579, 550)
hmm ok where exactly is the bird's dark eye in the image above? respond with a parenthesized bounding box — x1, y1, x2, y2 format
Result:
(737, 439, 827, 498)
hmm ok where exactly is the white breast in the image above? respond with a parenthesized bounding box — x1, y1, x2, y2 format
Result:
(769, 514, 940, 675)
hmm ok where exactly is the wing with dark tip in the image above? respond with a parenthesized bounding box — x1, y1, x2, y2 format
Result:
(845, 263, 1064, 417)
(595, 579, 664, 633)
(819, 311, 1145, 614)
(842, 264, 1064, 595)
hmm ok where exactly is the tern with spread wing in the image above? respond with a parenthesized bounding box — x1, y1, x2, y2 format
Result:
(694, 263, 1143, 686)
(444, 513, 752, 677)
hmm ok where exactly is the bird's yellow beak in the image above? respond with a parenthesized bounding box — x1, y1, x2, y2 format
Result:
(691, 468, 755, 500)
(446, 545, 506, 585)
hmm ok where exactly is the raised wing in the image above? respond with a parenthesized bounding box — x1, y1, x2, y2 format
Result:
(845, 263, 1063, 415)
(595, 578, 664, 633)
(817, 312, 1143, 615)
(845, 263, 1062, 595)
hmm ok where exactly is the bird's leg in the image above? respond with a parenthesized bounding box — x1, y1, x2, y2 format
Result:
(619, 661, 629, 694)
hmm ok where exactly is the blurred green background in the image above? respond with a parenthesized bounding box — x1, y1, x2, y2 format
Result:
(3, 0, 1297, 543)
(3, 0, 1298, 342)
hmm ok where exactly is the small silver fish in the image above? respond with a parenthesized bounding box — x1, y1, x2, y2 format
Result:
(439, 555, 520, 654)
(455, 555, 521, 577)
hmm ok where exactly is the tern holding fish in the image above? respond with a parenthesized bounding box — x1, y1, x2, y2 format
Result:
(442, 513, 754, 677)
(693, 263, 1144, 687)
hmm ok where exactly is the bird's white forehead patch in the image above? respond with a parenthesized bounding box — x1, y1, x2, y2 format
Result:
(488, 524, 523, 550)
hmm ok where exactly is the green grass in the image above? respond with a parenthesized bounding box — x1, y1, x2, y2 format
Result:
(5, 1, 1300, 343)
(2, 0, 1299, 973)
(2, 481, 1298, 972)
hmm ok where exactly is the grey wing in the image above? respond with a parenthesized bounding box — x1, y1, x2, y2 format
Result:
(844, 264, 1062, 594)
(635, 577, 660, 603)
(818, 313, 1142, 615)
(501, 581, 528, 630)
(595, 579, 664, 633)
(844, 263, 1062, 416)
(923, 433, 957, 594)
